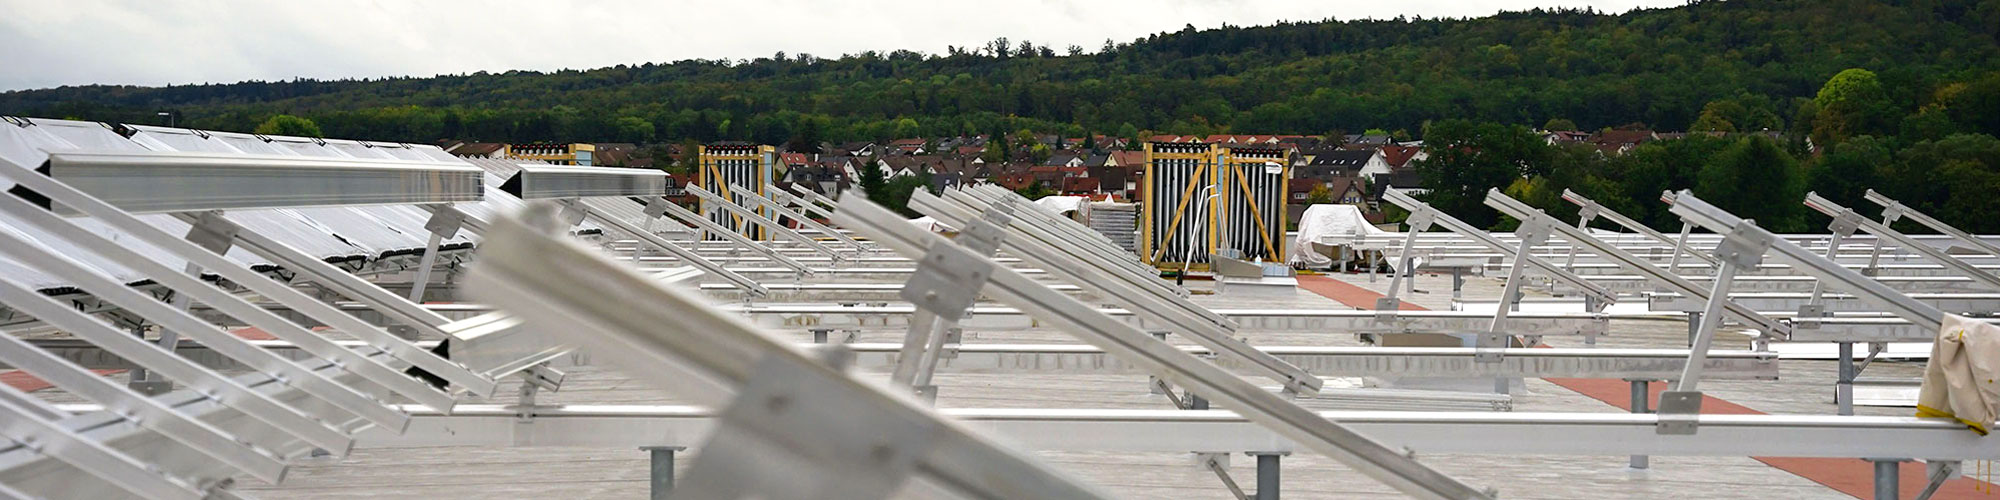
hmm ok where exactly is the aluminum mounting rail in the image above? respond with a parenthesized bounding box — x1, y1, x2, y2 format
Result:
(1485, 189, 1789, 338)
(734, 183, 866, 250)
(831, 194, 1495, 500)
(965, 184, 1147, 273)
(30, 150, 483, 216)
(14, 339, 1777, 381)
(0, 160, 497, 398)
(646, 194, 815, 278)
(192, 301, 1610, 339)
(1382, 188, 1615, 307)
(908, 190, 1316, 394)
(927, 189, 1209, 321)
(1803, 192, 2000, 291)
(0, 191, 456, 412)
(1669, 190, 1945, 333)
(772, 184, 840, 223)
(355, 405, 2000, 462)
(1863, 188, 2000, 257)
(950, 186, 1185, 298)
(1562, 188, 1720, 266)
(0, 383, 206, 500)
(687, 185, 845, 260)
(783, 183, 842, 219)
(461, 203, 1113, 500)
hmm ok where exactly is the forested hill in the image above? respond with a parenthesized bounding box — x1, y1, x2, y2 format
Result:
(4, 0, 1999, 144)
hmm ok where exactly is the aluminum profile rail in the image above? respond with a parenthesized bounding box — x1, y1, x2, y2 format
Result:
(936, 188, 1208, 319)
(1383, 188, 1615, 307)
(1863, 188, 2000, 258)
(461, 204, 1113, 500)
(732, 183, 866, 250)
(1485, 189, 1790, 338)
(907, 190, 1319, 394)
(0, 224, 410, 432)
(1561, 188, 1720, 266)
(1, 157, 498, 398)
(353, 406, 2000, 462)
(12, 339, 1778, 380)
(686, 184, 844, 260)
(35, 150, 483, 215)
(647, 194, 815, 278)
(1669, 190, 1945, 333)
(0, 192, 457, 412)
(0, 383, 205, 500)
(1803, 192, 2000, 291)
(498, 163, 666, 200)
(831, 194, 1495, 500)
(963, 185, 1160, 279)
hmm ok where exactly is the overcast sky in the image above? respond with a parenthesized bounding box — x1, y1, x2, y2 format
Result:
(0, 0, 1684, 92)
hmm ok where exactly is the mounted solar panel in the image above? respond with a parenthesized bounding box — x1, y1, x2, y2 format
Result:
(14, 150, 483, 215)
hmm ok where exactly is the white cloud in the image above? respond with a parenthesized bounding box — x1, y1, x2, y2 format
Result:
(0, 0, 1684, 91)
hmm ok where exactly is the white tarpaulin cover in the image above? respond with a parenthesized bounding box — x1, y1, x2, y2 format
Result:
(1917, 314, 2000, 434)
(1034, 196, 1089, 216)
(1290, 204, 1391, 267)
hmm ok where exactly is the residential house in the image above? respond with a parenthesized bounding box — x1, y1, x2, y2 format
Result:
(1586, 129, 1658, 155)
(443, 141, 508, 159)
(1543, 130, 1591, 145)
(887, 138, 927, 155)
(832, 141, 880, 157)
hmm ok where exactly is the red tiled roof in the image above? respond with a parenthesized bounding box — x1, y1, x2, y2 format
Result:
(1380, 145, 1421, 169)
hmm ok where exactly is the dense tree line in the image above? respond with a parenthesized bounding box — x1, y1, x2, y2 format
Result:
(1419, 67, 2000, 234)
(3, 0, 1997, 149)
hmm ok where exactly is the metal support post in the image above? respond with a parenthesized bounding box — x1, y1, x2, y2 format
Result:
(1480, 219, 1548, 365)
(1668, 223, 1695, 275)
(1658, 221, 1766, 435)
(408, 204, 467, 302)
(1250, 452, 1287, 500)
(641, 446, 685, 500)
(1627, 379, 1651, 469)
(1381, 208, 1435, 311)
(1870, 458, 1905, 500)
(1838, 342, 1857, 416)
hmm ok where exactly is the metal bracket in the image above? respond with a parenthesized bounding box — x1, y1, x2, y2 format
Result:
(184, 210, 239, 254)
(1879, 202, 1905, 225)
(1655, 390, 1704, 434)
(900, 242, 994, 319)
(1826, 211, 1861, 238)
(675, 354, 941, 500)
(958, 217, 1009, 257)
(422, 205, 467, 239)
(1713, 222, 1773, 269)
(1404, 207, 1436, 231)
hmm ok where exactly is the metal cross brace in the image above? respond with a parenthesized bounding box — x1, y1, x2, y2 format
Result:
(909, 191, 1320, 395)
(1382, 188, 1616, 310)
(1484, 189, 1790, 339)
(1804, 192, 2000, 291)
(833, 193, 1493, 500)
(0, 164, 497, 398)
(642, 194, 817, 278)
(1865, 189, 2000, 258)
(687, 185, 845, 260)
(731, 183, 867, 251)
(1563, 189, 1720, 267)
(461, 203, 1112, 500)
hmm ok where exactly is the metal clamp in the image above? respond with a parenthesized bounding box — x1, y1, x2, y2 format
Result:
(183, 210, 240, 254)
(900, 242, 994, 319)
(1712, 222, 1773, 269)
(422, 205, 468, 239)
(1655, 390, 1704, 435)
(958, 217, 1009, 257)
